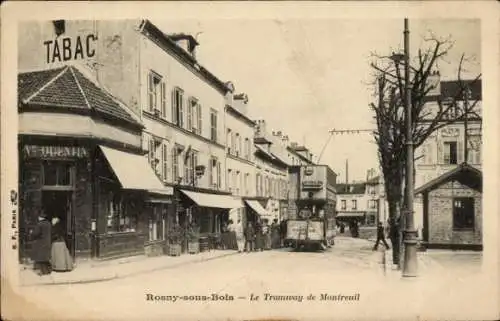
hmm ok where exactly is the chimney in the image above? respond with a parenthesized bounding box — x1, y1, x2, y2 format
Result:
(233, 93, 249, 115)
(169, 33, 199, 58)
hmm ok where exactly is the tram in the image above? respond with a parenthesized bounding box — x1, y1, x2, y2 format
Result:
(285, 165, 337, 251)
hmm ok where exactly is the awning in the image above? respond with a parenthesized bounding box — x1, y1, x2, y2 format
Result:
(245, 200, 272, 217)
(99, 145, 173, 195)
(337, 212, 366, 218)
(181, 190, 243, 209)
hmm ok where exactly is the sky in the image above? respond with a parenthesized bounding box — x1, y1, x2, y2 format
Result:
(152, 19, 481, 182)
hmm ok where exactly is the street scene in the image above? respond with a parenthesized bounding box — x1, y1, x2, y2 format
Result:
(3, 7, 496, 321)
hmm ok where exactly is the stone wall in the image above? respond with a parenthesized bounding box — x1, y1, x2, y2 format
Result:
(427, 180, 482, 247)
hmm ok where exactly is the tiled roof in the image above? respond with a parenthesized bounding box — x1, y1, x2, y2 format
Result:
(18, 65, 141, 126)
(335, 183, 366, 194)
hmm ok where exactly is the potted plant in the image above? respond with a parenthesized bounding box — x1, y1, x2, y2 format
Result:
(186, 224, 200, 254)
(166, 224, 182, 256)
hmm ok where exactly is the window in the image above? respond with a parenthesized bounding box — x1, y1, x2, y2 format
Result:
(443, 141, 458, 164)
(341, 200, 346, 210)
(244, 138, 250, 160)
(210, 109, 218, 142)
(235, 171, 240, 195)
(172, 146, 180, 183)
(187, 98, 193, 131)
(161, 143, 169, 183)
(172, 88, 184, 127)
(236, 134, 241, 157)
(226, 129, 232, 154)
(147, 71, 161, 114)
(467, 136, 482, 165)
(217, 161, 221, 188)
(368, 200, 377, 209)
(227, 169, 232, 192)
(351, 200, 357, 210)
(184, 151, 194, 185)
(453, 197, 475, 230)
(149, 206, 164, 241)
(209, 157, 220, 188)
(367, 214, 376, 226)
(105, 192, 137, 233)
(196, 104, 202, 135)
(244, 173, 249, 196)
(191, 151, 198, 186)
(42, 161, 73, 186)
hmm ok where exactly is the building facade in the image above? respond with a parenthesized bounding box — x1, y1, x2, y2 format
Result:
(223, 91, 258, 226)
(414, 77, 482, 249)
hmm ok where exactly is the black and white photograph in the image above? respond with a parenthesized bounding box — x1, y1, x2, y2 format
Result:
(1, 2, 499, 321)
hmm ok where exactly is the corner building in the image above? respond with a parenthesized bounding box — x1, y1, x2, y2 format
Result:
(18, 19, 241, 260)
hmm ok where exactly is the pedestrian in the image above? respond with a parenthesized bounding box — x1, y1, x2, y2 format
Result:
(280, 219, 287, 247)
(255, 220, 264, 251)
(373, 222, 390, 251)
(234, 219, 245, 253)
(30, 210, 52, 276)
(244, 222, 255, 253)
(50, 216, 74, 272)
(339, 222, 345, 234)
(271, 219, 281, 249)
(262, 219, 271, 250)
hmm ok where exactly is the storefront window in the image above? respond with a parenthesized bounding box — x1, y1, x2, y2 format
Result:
(106, 192, 137, 233)
(42, 161, 73, 186)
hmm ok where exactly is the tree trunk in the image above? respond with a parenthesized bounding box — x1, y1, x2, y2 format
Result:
(388, 200, 400, 265)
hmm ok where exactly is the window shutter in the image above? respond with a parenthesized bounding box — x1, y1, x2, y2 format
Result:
(161, 82, 166, 119)
(217, 161, 221, 188)
(179, 94, 184, 128)
(197, 104, 202, 135)
(187, 99, 192, 131)
(171, 90, 177, 125)
(148, 73, 154, 112)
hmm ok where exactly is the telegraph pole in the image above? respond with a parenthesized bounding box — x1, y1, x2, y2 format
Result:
(402, 18, 418, 277)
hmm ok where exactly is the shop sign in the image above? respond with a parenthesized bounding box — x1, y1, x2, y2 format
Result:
(24, 145, 88, 159)
(44, 34, 97, 64)
(302, 180, 323, 190)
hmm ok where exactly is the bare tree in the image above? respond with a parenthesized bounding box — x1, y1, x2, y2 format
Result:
(370, 35, 481, 266)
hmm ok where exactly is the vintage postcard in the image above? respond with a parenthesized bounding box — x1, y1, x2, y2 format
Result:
(1, 1, 499, 321)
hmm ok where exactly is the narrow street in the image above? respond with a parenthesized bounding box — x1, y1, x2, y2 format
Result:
(11, 237, 489, 321)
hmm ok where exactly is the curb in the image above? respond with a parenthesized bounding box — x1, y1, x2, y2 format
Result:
(23, 251, 239, 287)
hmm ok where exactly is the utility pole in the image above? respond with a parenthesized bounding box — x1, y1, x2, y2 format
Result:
(402, 18, 418, 278)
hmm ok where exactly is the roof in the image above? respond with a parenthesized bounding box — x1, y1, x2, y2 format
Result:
(139, 20, 230, 95)
(335, 183, 366, 195)
(441, 79, 482, 101)
(225, 104, 256, 127)
(415, 163, 482, 194)
(424, 79, 482, 102)
(18, 65, 141, 127)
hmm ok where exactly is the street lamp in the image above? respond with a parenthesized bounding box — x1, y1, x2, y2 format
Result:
(401, 18, 418, 277)
(388, 19, 418, 277)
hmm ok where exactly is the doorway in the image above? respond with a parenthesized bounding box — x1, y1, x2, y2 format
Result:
(42, 190, 75, 258)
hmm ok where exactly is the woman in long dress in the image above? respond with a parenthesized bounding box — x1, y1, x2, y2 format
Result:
(50, 217, 74, 272)
(271, 219, 281, 249)
(262, 220, 271, 250)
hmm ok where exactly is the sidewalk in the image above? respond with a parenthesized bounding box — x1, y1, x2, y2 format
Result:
(381, 247, 444, 278)
(20, 250, 238, 286)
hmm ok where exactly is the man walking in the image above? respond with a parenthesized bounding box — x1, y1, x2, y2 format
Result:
(373, 221, 390, 251)
(244, 222, 255, 253)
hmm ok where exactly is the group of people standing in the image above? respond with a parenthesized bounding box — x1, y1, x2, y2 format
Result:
(226, 218, 284, 253)
(30, 211, 74, 276)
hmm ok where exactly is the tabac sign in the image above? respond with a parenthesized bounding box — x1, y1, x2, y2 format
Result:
(24, 145, 88, 159)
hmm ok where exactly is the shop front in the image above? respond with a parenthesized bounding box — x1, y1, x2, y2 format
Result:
(20, 143, 93, 262)
(175, 189, 243, 253)
(95, 145, 174, 259)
